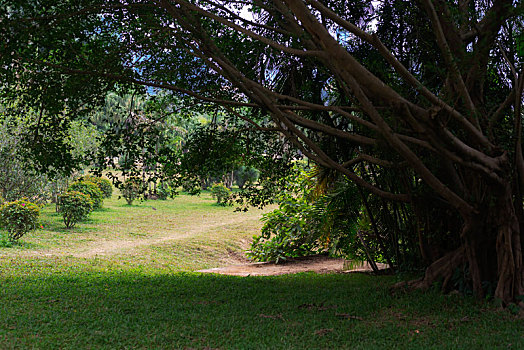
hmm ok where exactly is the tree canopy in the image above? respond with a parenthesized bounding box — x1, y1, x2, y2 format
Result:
(1, 0, 523, 304)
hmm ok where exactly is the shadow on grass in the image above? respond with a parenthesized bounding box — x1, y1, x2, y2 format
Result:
(39, 218, 95, 234)
(0, 233, 43, 250)
(0, 272, 520, 349)
(41, 207, 112, 233)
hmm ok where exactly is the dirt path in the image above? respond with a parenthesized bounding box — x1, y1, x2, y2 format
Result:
(197, 255, 388, 276)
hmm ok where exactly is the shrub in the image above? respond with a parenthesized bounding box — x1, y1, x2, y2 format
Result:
(247, 195, 315, 263)
(122, 177, 143, 205)
(181, 178, 201, 195)
(156, 181, 173, 200)
(210, 183, 231, 206)
(78, 175, 113, 198)
(58, 191, 93, 229)
(68, 181, 104, 209)
(248, 168, 363, 264)
(0, 199, 40, 241)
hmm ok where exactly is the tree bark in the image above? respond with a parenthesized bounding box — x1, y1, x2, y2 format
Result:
(493, 184, 524, 304)
(412, 181, 524, 304)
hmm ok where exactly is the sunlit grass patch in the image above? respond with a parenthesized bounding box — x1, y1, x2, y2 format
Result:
(0, 192, 270, 261)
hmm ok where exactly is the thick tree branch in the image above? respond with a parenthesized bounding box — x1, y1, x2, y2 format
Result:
(297, 0, 494, 151)
(283, 110, 376, 146)
(421, 0, 479, 124)
(344, 72, 475, 215)
(341, 154, 407, 169)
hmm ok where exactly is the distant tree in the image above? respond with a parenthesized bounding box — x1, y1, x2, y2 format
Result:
(0, 115, 49, 202)
(234, 166, 260, 190)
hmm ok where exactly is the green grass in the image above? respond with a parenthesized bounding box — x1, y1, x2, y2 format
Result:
(0, 193, 523, 349)
(0, 270, 522, 349)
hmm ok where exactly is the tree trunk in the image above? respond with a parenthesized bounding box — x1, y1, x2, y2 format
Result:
(413, 182, 524, 304)
(493, 184, 524, 304)
(464, 183, 523, 303)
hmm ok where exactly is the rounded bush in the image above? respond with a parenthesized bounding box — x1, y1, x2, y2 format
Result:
(78, 175, 113, 198)
(210, 183, 231, 206)
(157, 182, 172, 200)
(0, 199, 40, 241)
(58, 191, 93, 229)
(68, 181, 104, 209)
(122, 177, 143, 205)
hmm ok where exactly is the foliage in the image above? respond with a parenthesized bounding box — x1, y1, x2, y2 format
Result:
(121, 177, 143, 205)
(97, 178, 113, 199)
(67, 181, 103, 209)
(0, 112, 104, 204)
(2, 0, 524, 302)
(93, 105, 176, 197)
(249, 193, 316, 263)
(58, 191, 93, 229)
(210, 183, 231, 206)
(0, 114, 51, 202)
(234, 166, 260, 189)
(173, 125, 247, 192)
(156, 181, 173, 200)
(89, 92, 147, 133)
(78, 175, 113, 198)
(171, 124, 299, 209)
(0, 199, 40, 241)
(248, 167, 363, 263)
(67, 121, 102, 167)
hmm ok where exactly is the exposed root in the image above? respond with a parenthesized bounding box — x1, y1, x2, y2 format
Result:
(495, 221, 524, 305)
(393, 247, 466, 292)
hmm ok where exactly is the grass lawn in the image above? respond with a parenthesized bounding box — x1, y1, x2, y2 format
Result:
(0, 192, 267, 270)
(0, 193, 523, 349)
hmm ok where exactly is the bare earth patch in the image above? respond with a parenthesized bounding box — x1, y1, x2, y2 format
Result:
(197, 255, 388, 276)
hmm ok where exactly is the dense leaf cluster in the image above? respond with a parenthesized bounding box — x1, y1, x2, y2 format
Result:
(58, 191, 93, 229)
(0, 199, 40, 241)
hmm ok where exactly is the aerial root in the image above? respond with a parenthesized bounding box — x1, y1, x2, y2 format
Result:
(392, 246, 466, 292)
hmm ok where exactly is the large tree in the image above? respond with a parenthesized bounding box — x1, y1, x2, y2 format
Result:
(1, 0, 523, 303)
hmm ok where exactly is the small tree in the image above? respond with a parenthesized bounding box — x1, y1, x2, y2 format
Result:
(210, 183, 231, 206)
(0, 199, 40, 241)
(68, 181, 104, 209)
(156, 181, 173, 200)
(121, 177, 142, 205)
(58, 191, 93, 229)
(235, 166, 260, 189)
